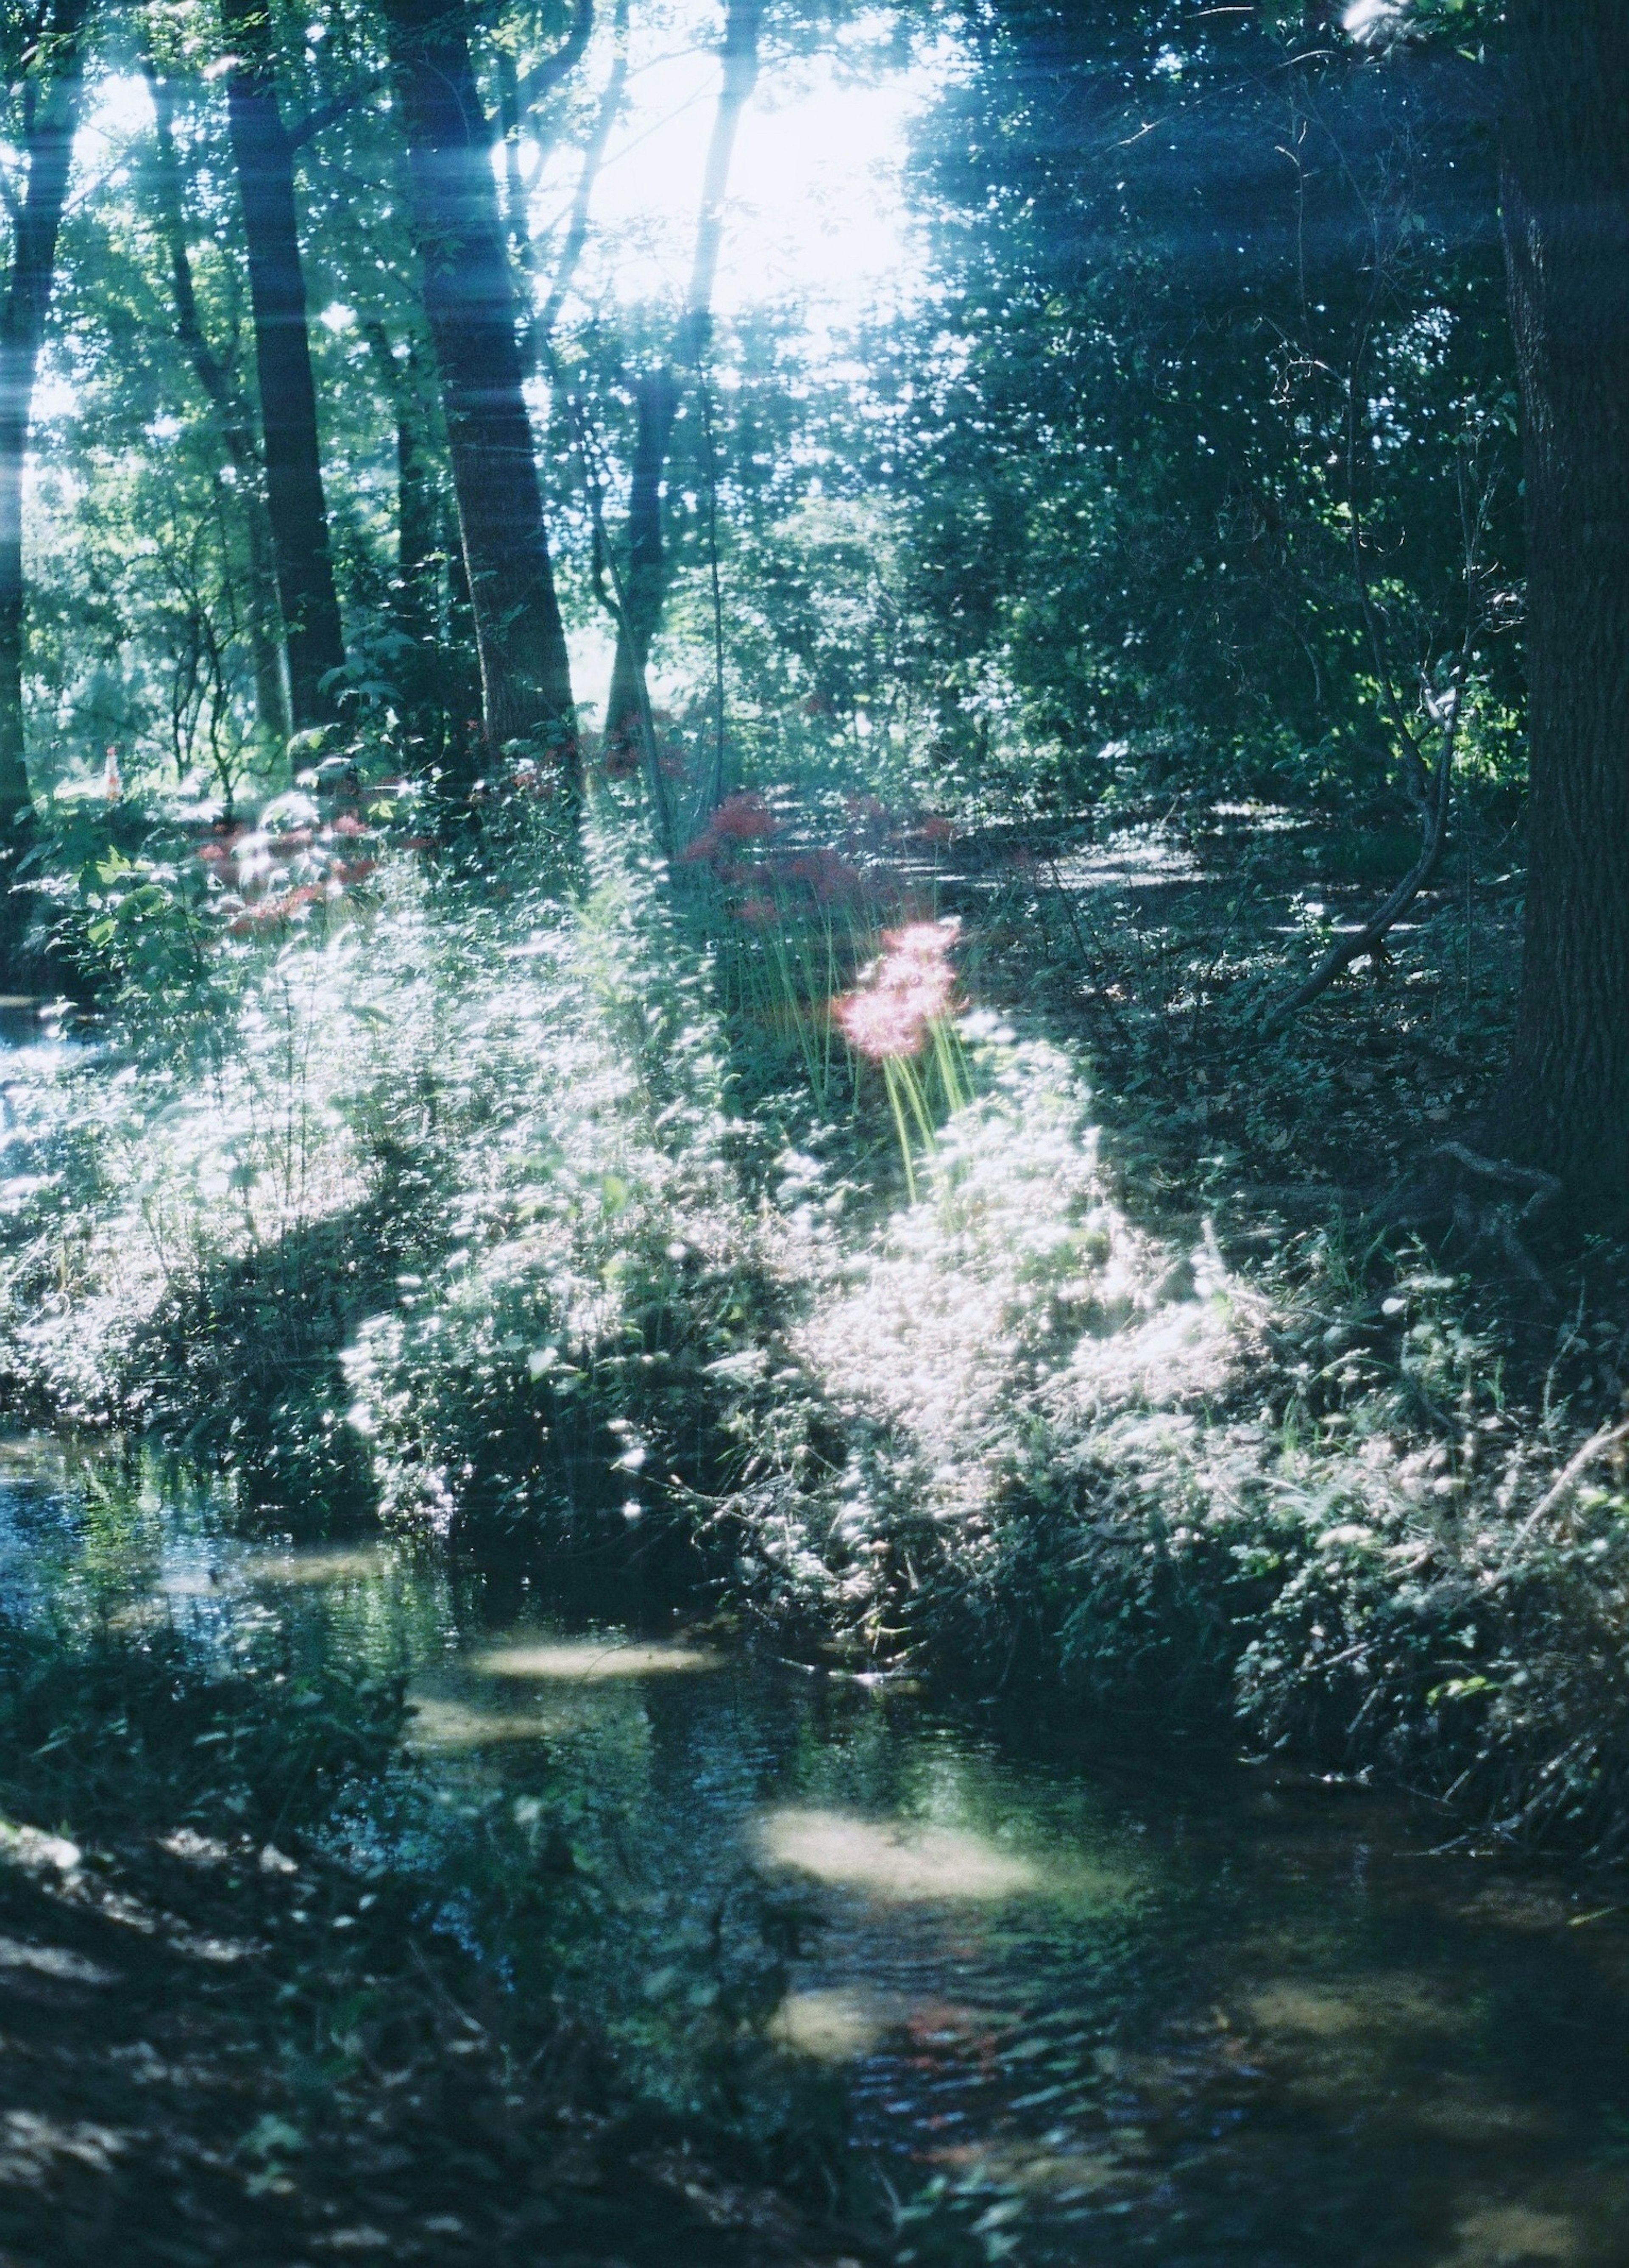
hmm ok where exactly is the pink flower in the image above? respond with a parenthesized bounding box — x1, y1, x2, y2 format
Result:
(831, 916, 961, 1062)
(833, 987, 928, 1060)
(883, 916, 960, 964)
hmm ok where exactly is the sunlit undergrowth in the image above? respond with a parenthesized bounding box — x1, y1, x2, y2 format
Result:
(3, 791, 1629, 1854)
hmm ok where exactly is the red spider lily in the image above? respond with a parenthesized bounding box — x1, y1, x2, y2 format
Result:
(884, 916, 961, 964)
(832, 916, 960, 1061)
(784, 847, 868, 904)
(332, 858, 376, 885)
(917, 814, 957, 844)
(328, 813, 368, 837)
(733, 895, 779, 928)
(710, 792, 777, 842)
(832, 986, 932, 1060)
(228, 900, 288, 936)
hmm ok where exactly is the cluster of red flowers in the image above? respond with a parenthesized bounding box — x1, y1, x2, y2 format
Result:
(831, 918, 961, 1062)
(194, 806, 379, 936)
(680, 792, 780, 864)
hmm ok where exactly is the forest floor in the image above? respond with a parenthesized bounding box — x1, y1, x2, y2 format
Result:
(961, 794, 1524, 1209)
(961, 791, 1629, 1404)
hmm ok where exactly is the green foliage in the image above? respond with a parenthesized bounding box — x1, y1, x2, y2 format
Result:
(0, 1611, 405, 1842)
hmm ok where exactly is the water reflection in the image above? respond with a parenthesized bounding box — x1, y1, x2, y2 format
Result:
(470, 1638, 723, 1680)
(9, 1450, 1629, 2265)
(756, 1806, 1042, 1901)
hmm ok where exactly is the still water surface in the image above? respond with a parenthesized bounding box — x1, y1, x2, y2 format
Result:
(6, 1446, 1629, 2267)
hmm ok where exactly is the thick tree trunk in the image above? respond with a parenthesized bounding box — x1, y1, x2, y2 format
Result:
(381, 0, 577, 784)
(0, 0, 90, 941)
(220, 0, 347, 731)
(1495, 3, 1629, 1203)
(604, 0, 761, 751)
(147, 68, 292, 751)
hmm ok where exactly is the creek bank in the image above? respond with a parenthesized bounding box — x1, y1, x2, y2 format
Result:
(2, 810, 1628, 1865)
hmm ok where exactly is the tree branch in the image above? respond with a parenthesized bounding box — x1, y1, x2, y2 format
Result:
(513, 0, 593, 117)
(534, 0, 626, 348)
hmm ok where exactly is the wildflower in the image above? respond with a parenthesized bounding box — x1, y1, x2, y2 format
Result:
(785, 847, 868, 905)
(884, 916, 961, 964)
(833, 986, 931, 1060)
(710, 792, 777, 842)
(918, 814, 957, 845)
(734, 896, 779, 928)
(832, 916, 960, 1062)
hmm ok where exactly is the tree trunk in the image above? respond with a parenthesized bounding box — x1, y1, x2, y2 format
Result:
(220, 0, 347, 730)
(146, 67, 292, 752)
(604, 0, 761, 749)
(362, 320, 438, 685)
(381, 0, 577, 784)
(1495, 2, 1629, 1203)
(603, 367, 677, 749)
(0, 0, 89, 946)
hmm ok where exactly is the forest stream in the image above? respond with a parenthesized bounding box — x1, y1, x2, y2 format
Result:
(6, 1443, 1629, 2268)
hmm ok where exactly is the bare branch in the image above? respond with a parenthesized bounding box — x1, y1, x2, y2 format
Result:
(534, 0, 627, 348)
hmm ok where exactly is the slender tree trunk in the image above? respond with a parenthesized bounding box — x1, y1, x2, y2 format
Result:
(1495, 3, 1629, 1203)
(535, 0, 628, 350)
(603, 367, 677, 748)
(381, 0, 577, 783)
(362, 322, 437, 662)
(0, 0, 90, 886)
(604, 0, 761, 750)
(146, 67, 292, 751)
(219, 0, 346, 729)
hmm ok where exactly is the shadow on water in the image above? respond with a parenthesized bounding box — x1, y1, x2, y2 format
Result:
(5, 1447, 1629, 2266)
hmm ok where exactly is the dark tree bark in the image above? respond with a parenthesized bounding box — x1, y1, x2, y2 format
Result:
(219, 0, 347, 730)
(602, 367, 678, 748)
(1495, 3, 1629, 1203)
(146, 67, 291, 749)
(362, 320, 438, 668)
(381, 0, 577, 782)
(0, 0, 90, 881)
(603, 0, 762, 752)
